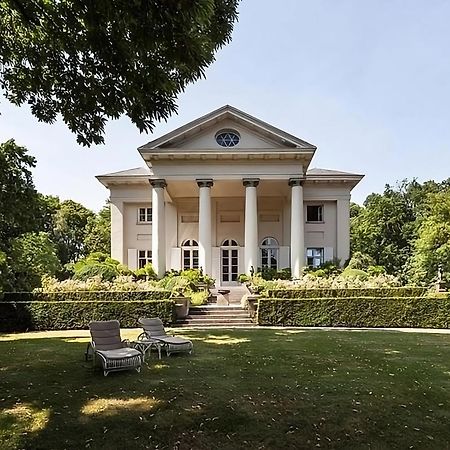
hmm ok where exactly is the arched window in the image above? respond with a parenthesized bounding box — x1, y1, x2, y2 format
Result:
(260, 237, 279, 270)
(222, 239, 239, 247)
(182, 239, 199, 269)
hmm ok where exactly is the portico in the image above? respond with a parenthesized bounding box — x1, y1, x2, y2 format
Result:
(97, 105, 363, 286)
(147, 176, 309, 280)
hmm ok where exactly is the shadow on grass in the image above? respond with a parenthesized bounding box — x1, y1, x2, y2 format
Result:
(1, 329, 450, 449)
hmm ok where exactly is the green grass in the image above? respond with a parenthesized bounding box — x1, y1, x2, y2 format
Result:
(1, 328, 450, 449)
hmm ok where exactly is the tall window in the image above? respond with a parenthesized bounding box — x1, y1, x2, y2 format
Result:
(221, 239, 239, 283)
(306, 205, 324, 222)
(138, 250, 152, 268)
(182, 239, 199, 269)
(261, 237, 279, 270)
(306, 248, 324, 268)
(138, 207, 152, 223)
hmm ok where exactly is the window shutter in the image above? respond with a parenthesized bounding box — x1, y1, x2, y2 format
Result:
(324, 247, 334, 262)
(211, 247, 220, 285)
(279, 246, 290, 269)
(170, 247, 182, 271)
(127, 249, 138, 270)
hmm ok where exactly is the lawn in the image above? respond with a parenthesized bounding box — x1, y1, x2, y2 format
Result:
(1, 328, 450, 449)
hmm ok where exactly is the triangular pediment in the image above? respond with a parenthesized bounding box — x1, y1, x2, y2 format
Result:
(139, 105, 316, 152)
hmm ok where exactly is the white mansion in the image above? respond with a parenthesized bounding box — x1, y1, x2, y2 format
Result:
(97, 106, 363, 286)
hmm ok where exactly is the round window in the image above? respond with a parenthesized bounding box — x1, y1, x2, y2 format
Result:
(215, 130, 240, 147)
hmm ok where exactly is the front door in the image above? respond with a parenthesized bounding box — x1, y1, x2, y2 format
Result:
(221, 240, 239, 285)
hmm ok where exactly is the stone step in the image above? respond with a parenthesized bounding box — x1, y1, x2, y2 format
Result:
(176, 322, 255, 328)
(191, 306, 244, 312)
(179, 317, 254, 325)
(186, 315, 250, 321)
(189, 309, 248, 316)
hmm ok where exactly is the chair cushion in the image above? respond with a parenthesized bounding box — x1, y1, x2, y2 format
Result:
(158, 337, 192, 346)
(96, 348, 141, 360)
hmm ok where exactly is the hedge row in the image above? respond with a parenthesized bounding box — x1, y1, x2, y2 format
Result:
(0, 300, 175, 332)
(266, 287, 428, 299)
(257, 297, 450, 328)
(1, 290, 170, 302)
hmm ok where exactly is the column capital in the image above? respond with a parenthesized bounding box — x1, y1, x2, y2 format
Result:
(196, 179, 214, 188)
(243, 178, 260, 188)
(150, 179, 167, 189)
(288, 177, 305, 187)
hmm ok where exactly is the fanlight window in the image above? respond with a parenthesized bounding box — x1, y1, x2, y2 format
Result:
(215, 130, 240, 147)
(222, 239, 239, 246)
(182, 239, 199, 269)
(260, 237, 279, 270)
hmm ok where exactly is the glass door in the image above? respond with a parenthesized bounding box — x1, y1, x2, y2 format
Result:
(221, 239, 239, 285)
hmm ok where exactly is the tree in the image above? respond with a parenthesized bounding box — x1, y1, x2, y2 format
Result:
(350, 182, 417, 275)
(408, 192, 450, 286)
(84, 204, 111, 255)
(71, 252, 121, 281)
(9, 232, 61, 291)
(0, 139, 42, 249)
(0, 0, 239, 146)
(52, 200, 95, 264)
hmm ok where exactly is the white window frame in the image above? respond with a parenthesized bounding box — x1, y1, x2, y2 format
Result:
(306, 248, 324, 268)
(306, 205, 324, 223)
(138, 250, 152, 269)
(182, 239, 199, 270)
(137, 207, 152, 224)
(260, 237, 279, 270)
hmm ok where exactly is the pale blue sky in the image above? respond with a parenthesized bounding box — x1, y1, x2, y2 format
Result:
(2, 0, 450, 211)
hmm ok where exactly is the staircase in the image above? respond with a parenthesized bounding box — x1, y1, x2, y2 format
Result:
(209, 285, 249, 305)
(175, 285, 255, 327)
(176, 304, 254, 328)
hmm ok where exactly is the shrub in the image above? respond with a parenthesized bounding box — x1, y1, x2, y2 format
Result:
(39, 275, 160, 292)
(2, 290, 171, 302)
(257, 296, 450, 328)
(341, 268, 369, 280)
(304, 260, 342, 276)
(267, 287, 428, 299)
(346, 252, 376, 270)
(238, 273, 250, 283)
(367, 265, 386, 276)
(0, 299, 175, 332)
(134, 263, 157, 280)
(158, 269, 215, 296)
(247, 272, 403, 296)
(256, 267, 292, 281)
(190, 291, 209, 306)
(71, 252, 121, 281)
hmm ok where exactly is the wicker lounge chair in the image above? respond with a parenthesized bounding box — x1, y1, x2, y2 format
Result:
(138, 317, 193, 357)
(86, 320, 143, 376)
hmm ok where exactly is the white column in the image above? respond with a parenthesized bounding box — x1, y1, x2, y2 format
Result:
(197, 179, 213, 275)
(150, 179, 167, 278)
(336, 197, 351, 264)
(243, 178, 259, 275)
(110, 200, 124, 263)
(289, 178, 305, 279)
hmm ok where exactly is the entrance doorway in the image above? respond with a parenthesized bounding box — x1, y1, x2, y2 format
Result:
(221, 239, 239, 285)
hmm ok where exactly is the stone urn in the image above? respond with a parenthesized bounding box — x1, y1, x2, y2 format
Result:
(174, 297, 190, 320)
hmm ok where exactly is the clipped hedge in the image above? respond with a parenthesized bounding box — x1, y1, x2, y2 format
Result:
(257, 296, 450, 328)
(2, 290, 170, 302)
(0, 300, 175, 332)
(266, 287, 428, 299)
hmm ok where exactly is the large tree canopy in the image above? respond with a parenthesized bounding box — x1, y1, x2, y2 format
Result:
(351, 179, 450, 284)
(0, 0, 239, 146)
(0, 139, 41, 248)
